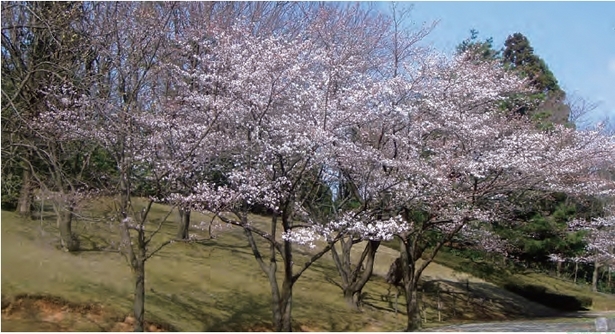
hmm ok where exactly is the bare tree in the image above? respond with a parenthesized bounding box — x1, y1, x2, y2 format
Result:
(35, 3, 188, 330)
(2, 2, 100, 251)
(1, 2, 94, 217)
(566, 93, 601, 129)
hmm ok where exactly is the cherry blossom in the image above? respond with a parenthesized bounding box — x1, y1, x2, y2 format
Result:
(33, 3, 615, 330)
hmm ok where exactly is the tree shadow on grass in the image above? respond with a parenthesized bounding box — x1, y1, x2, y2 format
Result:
(208, 240, 254, 257)
(148, 289, 273, 331)
(146, 241, 254, 267)
(416, 278, 568, 323)
(355, 277, 568, 326)
(147, 291, 212, 331)
(200, 292, 273, 331)
(362, 294, 408, 315)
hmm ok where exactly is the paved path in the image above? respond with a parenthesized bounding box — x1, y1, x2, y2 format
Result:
(427, 319, 597, 332)
(425, 312, 615, 332)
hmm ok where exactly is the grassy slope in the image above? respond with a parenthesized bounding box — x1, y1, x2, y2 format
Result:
(2, 200, 613, 331)
(1, 204, 408, 332)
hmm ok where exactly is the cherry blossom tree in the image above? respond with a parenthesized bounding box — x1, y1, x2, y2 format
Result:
(167, 7, 397, 328)
(381, 60, 613, 329)
(163, 2, 317, 239)
(33, 2, 208, 331)
(323, 3, 440, 310)
(285, 49, 615, 330)
(30, 84, 100, 252)
(315, 54, 534, 330)
(29, 2, 615, 332)
(565, 209, 615, 291)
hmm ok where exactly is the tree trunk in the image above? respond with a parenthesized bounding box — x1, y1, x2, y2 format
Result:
(58, 204, 78, 252)
(278, 214, 294, 332)
(343, 288, 361, 310)
(271, 293, 282, 332)
(399, 236, 421, 331)
(403, 279, 421, 331)
(280, 216, 294, 332)
(269, 260, 294, 332)
(133, 224, 147, 332)
(177, 207, 190, 240)
(119, 208, 146, 332)
(281, 282, 293, 332)
(271, 289, 293, 332)
(17, 167, 33, 217)
(574, 261, 578, 284)
(245, 212, 295, 332)
(133, 260, 145, 332)
(332, 239, 380, 310)
(556, 261, 562, 278)
(592, 259, 600, 292)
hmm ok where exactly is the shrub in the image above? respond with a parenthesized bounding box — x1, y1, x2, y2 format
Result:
(503, 282, 591, 311)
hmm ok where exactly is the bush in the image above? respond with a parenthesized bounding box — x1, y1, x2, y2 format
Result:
(577, 295, 593, 309)
(503, 282, 591, 311)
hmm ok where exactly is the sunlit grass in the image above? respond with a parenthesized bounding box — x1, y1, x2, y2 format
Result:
(4, 198, 611, 332)
(1, 203, 409, 331)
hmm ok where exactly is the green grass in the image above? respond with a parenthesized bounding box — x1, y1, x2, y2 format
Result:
(1, 202, 410, 331)
(4, 200, 612, 332)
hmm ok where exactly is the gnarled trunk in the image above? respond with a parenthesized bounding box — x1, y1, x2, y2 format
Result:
(403, 281, 421, 332)
(331, 238, 380, 310)
(343, 288, 361, 310)
(399, 236, 421, 331)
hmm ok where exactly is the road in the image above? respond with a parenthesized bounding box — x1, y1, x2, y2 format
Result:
(427, 319, 594, 332)
(424, 312, 615, 332)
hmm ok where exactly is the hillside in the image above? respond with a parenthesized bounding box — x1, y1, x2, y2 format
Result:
(2, 204, 613, 331)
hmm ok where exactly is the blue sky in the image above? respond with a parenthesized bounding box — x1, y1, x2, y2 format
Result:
(378, 1, 615, 125)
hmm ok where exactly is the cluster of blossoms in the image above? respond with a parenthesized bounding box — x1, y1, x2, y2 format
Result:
(551, 213, 615, 267)
(282, 213, 409, 248)
(173, 32, 614, 248)
(36, 14, 615, 257)
(457, 224, 509, 255)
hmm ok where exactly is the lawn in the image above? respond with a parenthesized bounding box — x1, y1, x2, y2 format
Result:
(3, 199, 612, 331)
(1, 201, 409, 331)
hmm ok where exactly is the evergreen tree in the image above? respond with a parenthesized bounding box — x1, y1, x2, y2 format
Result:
(503, 33, 560, 94)
(502, 33, 571, 128)
(456, 31, 572, 127)
(456, 29, 500, 61)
